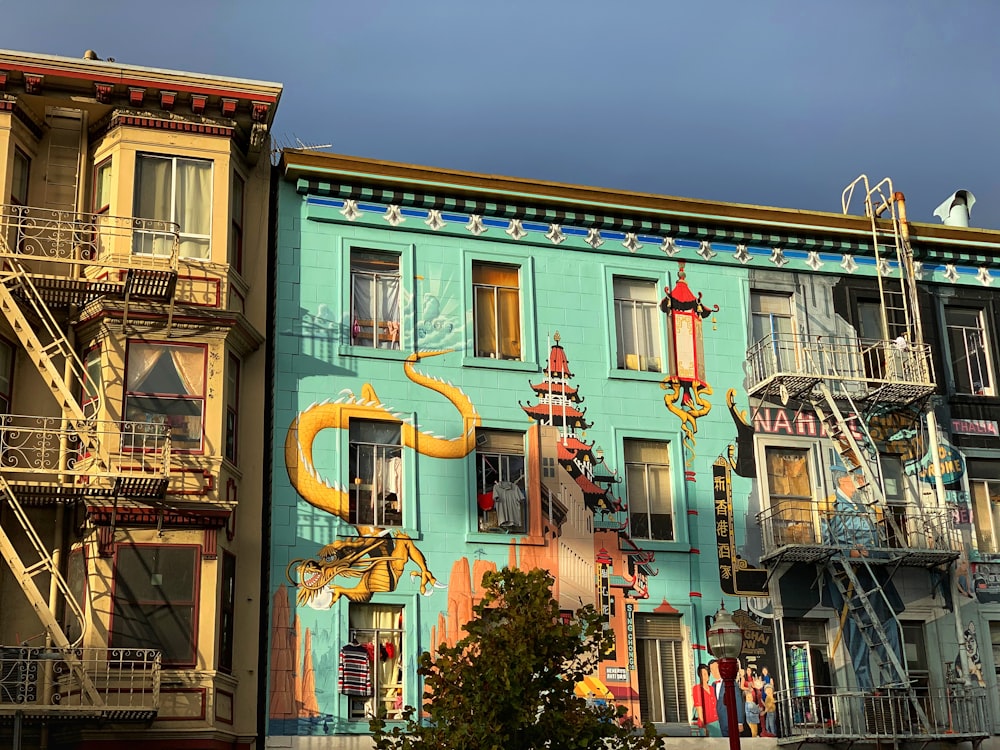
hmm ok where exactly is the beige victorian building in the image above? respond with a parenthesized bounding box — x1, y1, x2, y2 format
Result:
(0, 49, 280, 749)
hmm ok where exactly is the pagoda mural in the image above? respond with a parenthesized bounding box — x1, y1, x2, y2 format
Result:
(520, 333, 657, 714)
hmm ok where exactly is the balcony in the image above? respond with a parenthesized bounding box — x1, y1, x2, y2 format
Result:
(0, 204, 178, 308)
(0, 646, 159, 720)
(757, 500, 959, 567)
(0, 415, 170, 502)
(746, 333, 935, 406)
(775, 686, 989, 744)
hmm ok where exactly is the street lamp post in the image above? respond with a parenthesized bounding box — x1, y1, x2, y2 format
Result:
(708, 603, 744, 750)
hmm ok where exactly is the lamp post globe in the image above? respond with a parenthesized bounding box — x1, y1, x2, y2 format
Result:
(708, 604, 744, 750)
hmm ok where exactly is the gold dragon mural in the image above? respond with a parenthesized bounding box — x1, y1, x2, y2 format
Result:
(284, 350, 479, 605)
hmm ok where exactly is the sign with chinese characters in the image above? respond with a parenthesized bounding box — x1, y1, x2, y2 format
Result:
(605, 666, 629, 683)
(625, 603, 636, 671)
(951, 419, 1000, 437)
(713, 457, 767, 596)
(598, 560, 616, 660)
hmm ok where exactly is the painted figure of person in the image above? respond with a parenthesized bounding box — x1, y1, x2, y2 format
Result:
(691, 663, 718, 735)
(762, 682, 777, 737)
(745, 688, 761, 737)
(716, 658, 746, 737)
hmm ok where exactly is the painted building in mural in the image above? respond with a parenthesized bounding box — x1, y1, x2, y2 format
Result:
(267, 151, 1000, 748)
(0, 49, 281, 749)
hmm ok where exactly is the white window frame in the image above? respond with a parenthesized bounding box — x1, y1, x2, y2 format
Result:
(350, 249, 401, 350)
(472, 261, 522, 361)
(751, 291, 795, 373)
(613, 276, 663, 372)
(347, 603, 405, 721)
(475, 428, 526, 534)
(348, 419, 403, 527)
(635, 613, 685, 723)
(945, 306, 994, 396)
(969, 459, 1000, 555)
(124, 341, 206, 453)
(133, 153, 213, 259)
(625, 438, 674, 542)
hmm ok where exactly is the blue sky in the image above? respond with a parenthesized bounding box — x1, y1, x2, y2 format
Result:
(6, 1, 1000, 228)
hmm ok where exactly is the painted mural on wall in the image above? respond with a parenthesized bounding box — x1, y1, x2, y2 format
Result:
(283, 349, 478, 604)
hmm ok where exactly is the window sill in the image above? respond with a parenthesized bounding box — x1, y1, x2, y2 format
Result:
(462, 356, 538, 373)
(608, 368, 667, 383)
(338, 345, 410, 361)
(467, 530, 543, 546)
(623, 538, 690, 553)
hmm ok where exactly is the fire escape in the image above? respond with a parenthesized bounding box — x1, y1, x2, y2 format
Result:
(0, 203, 178, 720)
(746, 177, 989, 743)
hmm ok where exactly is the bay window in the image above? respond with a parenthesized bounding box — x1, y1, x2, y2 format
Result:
(133, 153, 213, 259)
(125, 342, 206, 452)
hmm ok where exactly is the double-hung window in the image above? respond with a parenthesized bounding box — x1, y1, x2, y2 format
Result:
(349, 420, 403, 527)
(350, 250, 401, 349)
(134, 153, 213, 259)
(614, 277, 662, 372)
(475, 429, 526, 533)
(625, 439, 673, 541)
(473, 262, 521, 360)
(11, 148, 29, 206)
(81, 346, 101, 420)
(751, 292, 794, 373)
(124, 342, 206, 452)
(346, 604, 404, 721)
(763, 446, 817, 546)
(635, 613, 684, 723)
(225, 353, 240, 463)
(945, 307, 994, 396)
(969, 460, 1000, 555)
(111, 544, 199, 666)
(230, 172, 244, 273)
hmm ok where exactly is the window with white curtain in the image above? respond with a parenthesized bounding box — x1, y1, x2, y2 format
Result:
(133, 154, 213, 259)
(349, 420, 403, 527)
(350, 250, 400, 349)
(125, 341, 206, 452)
(625, 438, 673, 541)
(347, 603, 404, 721)
(614, 276, 662, 372)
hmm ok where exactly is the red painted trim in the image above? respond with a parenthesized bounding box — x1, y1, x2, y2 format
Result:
(157, 686, 207, 721)
(5, 61, 279, 103)
(690, 548, 700, 554)
(693, 643, 707, 650)
(203, 528, 218, 559)
(687, 509, 699, 515)
(160, 90, 176, 110)
(690, 591, 702, 597)
(128, 87, 146, 106)
(114, 113, 233, 137)
(88, 505, 230, 527)
(94, 82, 113, 103)
(190, 94, 207, 114)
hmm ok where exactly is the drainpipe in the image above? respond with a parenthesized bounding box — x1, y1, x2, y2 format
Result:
(927, 415, 968, 683)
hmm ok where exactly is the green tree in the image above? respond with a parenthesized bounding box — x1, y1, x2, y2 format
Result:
(372, 567, 661, 750)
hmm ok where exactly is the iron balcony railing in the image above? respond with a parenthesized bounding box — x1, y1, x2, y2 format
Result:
(0, 203, 179, 272)
(746, 333, 935, 403)
(0, 646, 160, 719)
(0, 414, 170, 484)
(775, 686, 989, 742)
(757, 500, 959, 565)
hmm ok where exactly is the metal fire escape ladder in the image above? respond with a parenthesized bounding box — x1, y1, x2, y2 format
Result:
(0, 260, 105, 463)
(0, 474, 102, 705)
(826, 555, 929, 728)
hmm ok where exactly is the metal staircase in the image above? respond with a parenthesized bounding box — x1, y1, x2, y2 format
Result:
(826, 556, 929, 729)
(0, 475, 102, 706)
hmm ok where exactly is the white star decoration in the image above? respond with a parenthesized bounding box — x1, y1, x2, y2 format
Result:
(466, 215, 487, 236)
(806, 252, 823, 271)
(840, 255, 858, 273)
(585, 228, 604, 249)
(545, 224, 566, 244)
(977, 267, 993, 286)
(623, 233, 642, 253)
(877, 258, 892, 277)
(505, 219, 527, 240)
(424, 209, 446, 230)
(660, 237, 679, 256)
(944, 264, 959, 283)
(383, 205, 404, 226)
(339, 199, 361, 221)
(733, 244, 752, 264)
(769, 247, 788, 267)
(697, 241, 716, 260)
(912, 261, 924, 280)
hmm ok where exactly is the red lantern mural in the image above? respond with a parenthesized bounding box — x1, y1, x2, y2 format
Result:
(660, 262, 718, 481)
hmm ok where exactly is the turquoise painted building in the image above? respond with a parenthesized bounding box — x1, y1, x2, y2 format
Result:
(266, 154, 1000, 748)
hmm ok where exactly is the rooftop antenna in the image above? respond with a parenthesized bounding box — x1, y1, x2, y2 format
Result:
(294, 135, 332, 151)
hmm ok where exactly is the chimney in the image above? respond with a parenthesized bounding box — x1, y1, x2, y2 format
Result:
(934, 190, 976, 227)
